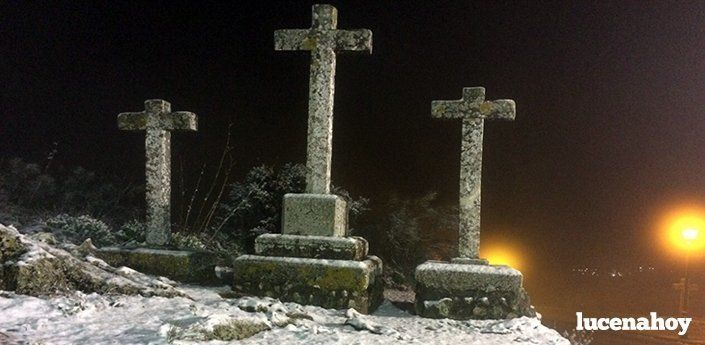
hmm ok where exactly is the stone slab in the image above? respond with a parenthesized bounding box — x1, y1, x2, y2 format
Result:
(232, 254, 383, 314)
(414, 260, 535, 320)
(451, 257, 489, 265)
(255, 234, 368, 260)
(281, 193, 348, 237)
(96, 247, 222, 284)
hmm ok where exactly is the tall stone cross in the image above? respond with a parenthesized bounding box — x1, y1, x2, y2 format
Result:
(275, 4, 372, 194)
(118, 99, 197, 246)
(432, 87, 515, 260)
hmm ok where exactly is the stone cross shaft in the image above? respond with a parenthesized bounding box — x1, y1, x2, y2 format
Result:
(275, 4, 372, 194)
(118, 99, 197, 246)
(432, 87, 515, 259)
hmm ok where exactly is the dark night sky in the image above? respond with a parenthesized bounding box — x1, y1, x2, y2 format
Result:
(3, 1, 705, 276)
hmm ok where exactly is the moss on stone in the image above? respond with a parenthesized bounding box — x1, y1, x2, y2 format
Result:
(232, 255, 383, 313)
(0, 229, 26, 262)
(14, 258, 72, 295)
(207, 319, 270, 341)
(302, 37, 317, 50)
(314, 266, 366, 291)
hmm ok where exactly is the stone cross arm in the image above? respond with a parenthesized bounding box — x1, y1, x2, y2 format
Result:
(431, 87, 515, 121)
(274, 29, 372, 52)
(274, 4, 372, 53)
(118, 99, 197, 131)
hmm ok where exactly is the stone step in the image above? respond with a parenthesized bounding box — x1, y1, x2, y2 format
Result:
(414, 260, 535, 320)
(232, 254, 383, 314)
(96, 247, 223, 284)
(255, 233, 368, 260)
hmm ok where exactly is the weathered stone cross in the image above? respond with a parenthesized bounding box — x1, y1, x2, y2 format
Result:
(275, 4, 372, 194)
(432, 87, 515, 260)
(118, 99, 197, 246)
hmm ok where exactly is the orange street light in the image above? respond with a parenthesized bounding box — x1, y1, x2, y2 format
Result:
(683, 228, 699, 243)
(663, 211, 705, 254)
(659, 206, 705, 316)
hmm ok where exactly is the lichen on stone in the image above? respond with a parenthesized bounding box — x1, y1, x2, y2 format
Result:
(207, 319, 271, 341)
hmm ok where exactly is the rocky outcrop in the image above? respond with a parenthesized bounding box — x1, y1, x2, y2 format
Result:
(0, 223, 183, 297)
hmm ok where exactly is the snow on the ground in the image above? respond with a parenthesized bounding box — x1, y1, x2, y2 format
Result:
(0, 285, 569, 345)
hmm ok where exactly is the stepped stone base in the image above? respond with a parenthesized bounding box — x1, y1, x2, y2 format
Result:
(232, 254, 383, 314)
(96, 247, 221, 284)
(255, 234, 368, 260)
(415, 260, 535, 320)
(282, 193, 348, 237)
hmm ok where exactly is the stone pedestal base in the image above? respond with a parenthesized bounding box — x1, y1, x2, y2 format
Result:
(96, 247, 222, 284)
(232, 254, 383, 314)
(414, 260, 535, 320)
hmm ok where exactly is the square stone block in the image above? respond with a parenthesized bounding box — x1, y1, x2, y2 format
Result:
(282, 193, 348, 237)
(255, 234, 368, 260)
(96, 247, 223, 284)
(232, 255, 383, 314)
(414, 260, 535, 320)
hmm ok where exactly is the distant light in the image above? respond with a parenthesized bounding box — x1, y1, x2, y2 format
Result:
(683, 228, 699, 242)
(660, 206, 705, 254)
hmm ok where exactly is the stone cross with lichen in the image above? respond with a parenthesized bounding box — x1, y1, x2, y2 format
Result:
(118, 99, 197, 246)
(432, 87, 515, 260)
(275, 4, 372, 194)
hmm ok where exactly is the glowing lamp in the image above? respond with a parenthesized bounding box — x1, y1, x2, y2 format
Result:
(683, 228, 699, 242)
(662, 208, 705, 254)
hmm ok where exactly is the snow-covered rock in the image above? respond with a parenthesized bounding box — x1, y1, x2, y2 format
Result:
(344, 308, 383, 334)
(0, 223, 183, 298)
